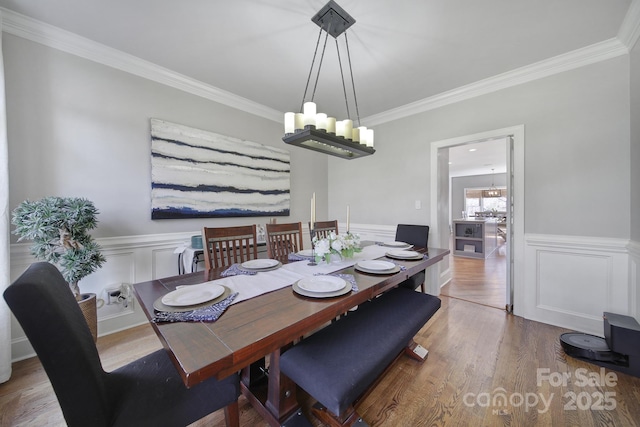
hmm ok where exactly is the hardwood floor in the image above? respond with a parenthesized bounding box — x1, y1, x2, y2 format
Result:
(2, 296, 640, 426)
(440, 239, 507, 309)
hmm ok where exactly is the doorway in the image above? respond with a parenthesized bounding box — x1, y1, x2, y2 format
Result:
(429, 126, 525, 314)
(443, 139, 508, 309)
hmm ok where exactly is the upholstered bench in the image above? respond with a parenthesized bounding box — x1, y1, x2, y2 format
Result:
(280, 286, 441, 426)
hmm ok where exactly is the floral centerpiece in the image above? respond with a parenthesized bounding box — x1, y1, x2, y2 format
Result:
(312, 232, 361, 264)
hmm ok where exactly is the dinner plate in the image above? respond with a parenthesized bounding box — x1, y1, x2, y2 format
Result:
(154, 285, 232, 312)
(382, 241, 413, 248)
(355, 260, 401, 275)
(293, 277, 351, 298)
(356, 260, 396, 271)
(297, 275, 346, 293)
(385, 249, 423, 260)
(241, 259, 280, 270)
(161, 283, 225, 307)
(297, 249, 314, 257)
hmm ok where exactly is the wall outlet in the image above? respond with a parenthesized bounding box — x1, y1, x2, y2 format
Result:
(415, 200, 422, 210)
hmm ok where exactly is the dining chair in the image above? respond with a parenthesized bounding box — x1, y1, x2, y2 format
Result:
(395, 224, 430, 292)
(3, 262, 241, 427)
(265, 222, 303, 259)
(202, 224, 258, 270)
(310, 219, 338, 239)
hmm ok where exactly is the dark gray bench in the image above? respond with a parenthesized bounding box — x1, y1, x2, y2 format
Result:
(280, 286, 441, 426)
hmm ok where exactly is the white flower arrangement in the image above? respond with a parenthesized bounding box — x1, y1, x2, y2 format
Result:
(312, 232, 362, 263)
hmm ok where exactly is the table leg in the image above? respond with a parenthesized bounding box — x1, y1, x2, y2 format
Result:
(240, 348, 311, 426)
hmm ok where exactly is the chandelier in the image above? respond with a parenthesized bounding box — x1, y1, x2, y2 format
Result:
(482, 169, 503, 198)
(282, 0, 375, 160)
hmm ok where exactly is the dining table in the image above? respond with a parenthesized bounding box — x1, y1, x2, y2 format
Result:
(133, 241, 450, 426)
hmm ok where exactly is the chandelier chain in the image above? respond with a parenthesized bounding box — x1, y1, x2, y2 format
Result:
(300, 26, 324, 113)
(310, 21, 332, 105)
(335, 38, 351, 120)
(344, 32, 361, 127)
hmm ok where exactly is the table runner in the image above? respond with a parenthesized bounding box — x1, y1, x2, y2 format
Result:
(212, 244, 393, 305)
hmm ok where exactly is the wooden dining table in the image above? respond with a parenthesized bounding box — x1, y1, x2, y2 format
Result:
(133, 243, 449, 426)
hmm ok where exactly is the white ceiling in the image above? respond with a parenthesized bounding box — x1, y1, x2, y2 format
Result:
(0, 0, 636, 176)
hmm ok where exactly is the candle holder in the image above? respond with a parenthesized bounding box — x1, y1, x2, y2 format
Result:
(308, 229, 317, 266)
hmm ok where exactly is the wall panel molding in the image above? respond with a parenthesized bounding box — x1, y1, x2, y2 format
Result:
(524, 234, 632, 336)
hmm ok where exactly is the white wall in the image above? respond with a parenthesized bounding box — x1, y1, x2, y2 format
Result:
(329, 56, 631, 239)
(630, 38, 640, 322)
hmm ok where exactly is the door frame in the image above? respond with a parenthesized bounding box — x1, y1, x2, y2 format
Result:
(430, 125, 524, 314)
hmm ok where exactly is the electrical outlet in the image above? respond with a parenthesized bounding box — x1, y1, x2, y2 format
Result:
(415, 200, 421, 210)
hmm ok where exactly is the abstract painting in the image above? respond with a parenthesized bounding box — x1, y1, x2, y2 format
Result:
(150, 119, 290, 219)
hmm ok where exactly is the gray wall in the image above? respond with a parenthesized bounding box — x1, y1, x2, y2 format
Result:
(451, 173, 507, 222)
(328, 55, 631, 240)
(4, 35, 328, 241)
(631, 39, 640, 242)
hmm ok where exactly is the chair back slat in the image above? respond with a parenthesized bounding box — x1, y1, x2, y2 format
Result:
(266, 222, 303, 258)
(310, 220, 338, 239)
(202, 225, 258, 270)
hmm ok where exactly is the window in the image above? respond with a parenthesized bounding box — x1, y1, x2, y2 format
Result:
(464, 188, 506, 217)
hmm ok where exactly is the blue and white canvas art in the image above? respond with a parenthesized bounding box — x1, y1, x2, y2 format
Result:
(150, 119, 290, 219)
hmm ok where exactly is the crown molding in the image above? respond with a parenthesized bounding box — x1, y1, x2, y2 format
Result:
(0, 7, 282, 123)
(618, 0, 640, 50)
(1, 6, 636, 127)
(364, 37, 629, 126)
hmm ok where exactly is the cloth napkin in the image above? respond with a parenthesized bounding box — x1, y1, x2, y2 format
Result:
(152, 292, 239, 323)
(221, 263, 257, 276)
(288, 252, 314, 262)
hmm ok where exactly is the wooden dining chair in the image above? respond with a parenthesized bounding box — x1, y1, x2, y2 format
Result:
(396, 224, 430, 292)
(3, 262, 241, 427)
(202, 225, 258, 270)
(265, 222, 303, 259)
(310, 220, 338, 239)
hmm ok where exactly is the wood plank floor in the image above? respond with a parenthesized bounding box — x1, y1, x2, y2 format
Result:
(2, 297, 640, 425)
(440, 239, 507, 309)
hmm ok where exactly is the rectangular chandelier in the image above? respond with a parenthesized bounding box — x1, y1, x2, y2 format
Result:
(282, 0, 375, 160)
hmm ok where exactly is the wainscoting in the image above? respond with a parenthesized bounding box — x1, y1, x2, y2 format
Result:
(523, 234, 635, 336)
(8, 226, 638, 361)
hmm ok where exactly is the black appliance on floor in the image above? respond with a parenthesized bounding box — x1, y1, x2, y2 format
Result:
(560, 312, 640, 378)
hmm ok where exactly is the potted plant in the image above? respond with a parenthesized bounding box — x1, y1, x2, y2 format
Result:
(11, 196, 107, 341)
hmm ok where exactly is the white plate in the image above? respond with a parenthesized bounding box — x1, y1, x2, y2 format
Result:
(241, 259, 280, 270)
(386, 249, 422, 259)
(383, 241, 412, 248)
(297, 275, 346, 293)
(161, 283, 225, 307)
(297, 249, 314, 257)
(355, 260, 396, 271)
(293, 279, 351, 298)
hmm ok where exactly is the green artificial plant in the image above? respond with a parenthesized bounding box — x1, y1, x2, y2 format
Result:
(12, 196, 106, 299)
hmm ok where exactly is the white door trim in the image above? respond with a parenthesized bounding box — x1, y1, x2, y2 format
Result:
(430, 125, 525, 315)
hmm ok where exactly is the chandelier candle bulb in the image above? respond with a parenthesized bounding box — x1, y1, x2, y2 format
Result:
(336, 120, 345, 137)
(351, 127, 360, 142)
(343, 119, 353, 140)
(284, 112, 295, 134)
(366, 129, 374, 147)
(358, 126, 367, 145)
(316, 113, 327, 130)
(326, 117, 336, 134)
(303, 102, 317, 127)
(294, 113, 304, 132)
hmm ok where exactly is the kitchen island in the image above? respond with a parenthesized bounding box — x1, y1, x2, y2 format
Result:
(452, 217, 499, 259)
